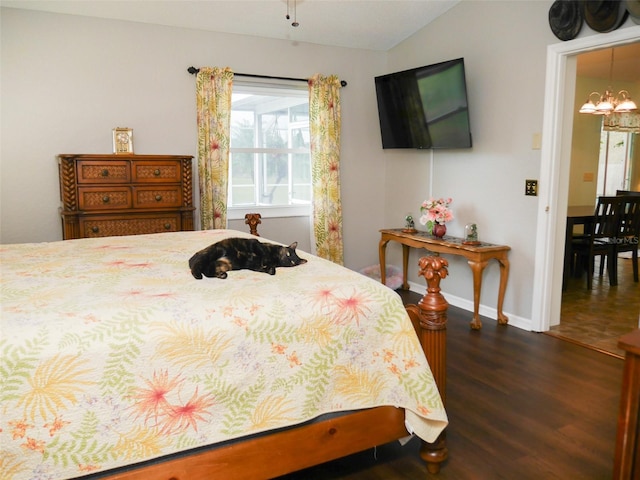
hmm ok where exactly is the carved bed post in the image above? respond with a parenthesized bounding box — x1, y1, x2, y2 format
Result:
(405, 255, 449, 474)
(245, 213, 262, 236)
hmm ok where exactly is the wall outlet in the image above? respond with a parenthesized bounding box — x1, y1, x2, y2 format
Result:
(525, 179, 538, 196)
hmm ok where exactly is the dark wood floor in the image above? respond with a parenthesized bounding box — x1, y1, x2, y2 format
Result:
(278, 292, 624, 480)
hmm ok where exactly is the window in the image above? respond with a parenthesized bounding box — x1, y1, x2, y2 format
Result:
(596, 128, 635, 196)
(228, 82, 311, 219)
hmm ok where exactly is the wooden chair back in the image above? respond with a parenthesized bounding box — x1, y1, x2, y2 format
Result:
(590, 196, 624, 239)
(612, 196, 640, 283)
(617, 197, 640, 241)
(616, 190, 640, 197)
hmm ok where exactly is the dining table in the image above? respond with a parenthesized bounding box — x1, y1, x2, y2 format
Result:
(564, 205, 595, 290)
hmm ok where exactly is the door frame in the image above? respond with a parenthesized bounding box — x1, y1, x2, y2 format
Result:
(531, 25, 640, 332)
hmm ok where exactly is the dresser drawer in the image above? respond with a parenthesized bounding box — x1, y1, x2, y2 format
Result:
(77, 160, 130, 184)
(133, 186, 182, 209)
(131, 161, 181, 183)
(80, 213, 180, 238)
(78, 187, 131, 210)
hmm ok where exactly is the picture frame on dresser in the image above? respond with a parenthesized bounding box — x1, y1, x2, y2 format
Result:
(58, 154, 195, 240)
(112, 127, 134, 154)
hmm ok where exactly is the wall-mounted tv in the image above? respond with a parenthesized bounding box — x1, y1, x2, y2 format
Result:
(374, 58, 472, 149)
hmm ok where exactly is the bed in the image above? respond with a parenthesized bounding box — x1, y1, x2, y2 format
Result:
(0, 229, 448, 479)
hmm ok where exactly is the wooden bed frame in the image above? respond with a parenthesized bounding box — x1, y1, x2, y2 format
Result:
(99, 219, 449, 479)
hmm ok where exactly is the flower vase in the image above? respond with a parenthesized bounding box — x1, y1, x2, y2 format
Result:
(432, 223, 446, 238)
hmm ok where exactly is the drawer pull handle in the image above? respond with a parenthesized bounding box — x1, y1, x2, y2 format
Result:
(164, 223, 171, 230)
(92, 226, 100, 233)
(102, 196, 110, 203)
(101, 169, 109, 177)
(155, 195, 163, 202)
(153, 169, 161, 176)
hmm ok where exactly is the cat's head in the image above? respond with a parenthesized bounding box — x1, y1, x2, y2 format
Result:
(279, 242, 307, 267)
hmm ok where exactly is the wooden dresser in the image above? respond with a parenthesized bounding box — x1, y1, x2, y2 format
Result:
(58, 154, 195, 240)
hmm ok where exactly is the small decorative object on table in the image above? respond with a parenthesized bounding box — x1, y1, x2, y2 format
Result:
(419, 197, 453, 238)
(463, 223, 480, 245)
(402, 213, 418, 233)
(113, 127, 133, 154)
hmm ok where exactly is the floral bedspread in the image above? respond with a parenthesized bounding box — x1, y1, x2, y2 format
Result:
(0, 230, 447, 479)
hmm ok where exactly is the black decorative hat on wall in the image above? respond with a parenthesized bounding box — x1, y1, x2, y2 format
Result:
(549, 0, 632, 41)
(584, 0, 629, 32)
(624, 0, 640, 23)
(549, 0, 583, 41)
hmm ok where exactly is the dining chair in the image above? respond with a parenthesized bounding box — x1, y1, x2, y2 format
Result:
(616, 190, 640, 197)
(614, 196, 640, 283)
(572, 196, 623, 290)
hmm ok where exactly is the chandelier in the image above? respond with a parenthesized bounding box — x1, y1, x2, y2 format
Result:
(578, 48, 638, 116)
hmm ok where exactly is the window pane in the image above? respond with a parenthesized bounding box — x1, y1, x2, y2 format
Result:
(230, 110, 255, 148)
(231, 185, 256, 205)
(260, 112, 289, 148)
(291, 127, 309, 149)
(290, 103, 309, 123)
(261, 153, 289, 205)
(596, 130, 631, 196)
(292, 153, 311, 203)
(229, 86, 310, 210)
(292, 153, 310, 182)
(230, 152, 255, 204)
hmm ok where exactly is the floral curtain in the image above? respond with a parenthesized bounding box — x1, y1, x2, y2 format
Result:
(308, 74, 344, 265)
(195, 67, 234, 230)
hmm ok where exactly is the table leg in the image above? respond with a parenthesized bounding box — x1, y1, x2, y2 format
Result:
(378, 239, 389, 287)
(401, 245, 410, 290)
(496, 255, 510, 325)
(467, 259, 488, 330)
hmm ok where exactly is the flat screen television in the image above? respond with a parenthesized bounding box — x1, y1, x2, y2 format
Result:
(374, 58, 472, 149)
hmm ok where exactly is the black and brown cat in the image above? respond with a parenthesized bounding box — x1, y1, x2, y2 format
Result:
(189, 237, 307, 279)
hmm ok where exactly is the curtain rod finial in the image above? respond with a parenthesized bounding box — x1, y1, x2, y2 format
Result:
(187, 66, 200, 75)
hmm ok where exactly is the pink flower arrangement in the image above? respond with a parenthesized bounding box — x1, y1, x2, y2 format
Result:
(419, 197, 453, 233)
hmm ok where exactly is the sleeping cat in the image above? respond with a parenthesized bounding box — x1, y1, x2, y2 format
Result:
(189, 237, 307, 279)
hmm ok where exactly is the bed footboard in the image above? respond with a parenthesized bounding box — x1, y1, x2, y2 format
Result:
(405, 255, 449, 474)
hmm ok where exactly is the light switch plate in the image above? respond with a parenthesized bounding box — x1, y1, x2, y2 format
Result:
(525, 179, 538, 196)
(532, 133, 542, 150)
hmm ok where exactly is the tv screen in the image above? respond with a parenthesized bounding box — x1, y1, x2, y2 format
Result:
(374, 58, 472, 149)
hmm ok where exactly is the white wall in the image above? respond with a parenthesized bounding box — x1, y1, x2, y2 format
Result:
(0, 7, 386, 272)
(382, 1, 639, 329)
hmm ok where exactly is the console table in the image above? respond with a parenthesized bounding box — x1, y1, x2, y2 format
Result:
(379, 229, 511, 329)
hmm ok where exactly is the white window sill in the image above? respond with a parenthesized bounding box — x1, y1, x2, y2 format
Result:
(227, 205, 311, 220)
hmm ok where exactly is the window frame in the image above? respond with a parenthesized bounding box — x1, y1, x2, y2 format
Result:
(227, 81, 312, 221)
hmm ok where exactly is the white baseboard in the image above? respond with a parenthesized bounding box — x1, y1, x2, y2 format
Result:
(406, 281, 533, 332)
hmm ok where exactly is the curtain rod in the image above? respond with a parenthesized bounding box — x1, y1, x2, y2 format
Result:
(187, 66, 347, 87)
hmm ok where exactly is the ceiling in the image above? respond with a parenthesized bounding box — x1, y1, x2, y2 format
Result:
(577, 42, 640, 84)
(3, 0, 638, 80)
(0, 0, 462, 51)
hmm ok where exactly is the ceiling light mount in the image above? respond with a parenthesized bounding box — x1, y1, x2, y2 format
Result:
(286, 0, 299, 27)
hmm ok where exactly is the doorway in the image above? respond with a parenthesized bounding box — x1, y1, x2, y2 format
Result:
(530, 25, 640, 334)
(551, 41, 640, 356)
